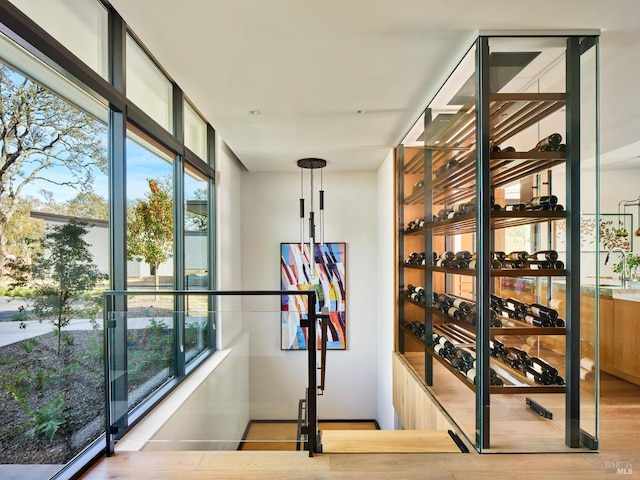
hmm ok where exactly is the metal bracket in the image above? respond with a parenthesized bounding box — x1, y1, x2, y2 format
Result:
(526, 397, 553, 419)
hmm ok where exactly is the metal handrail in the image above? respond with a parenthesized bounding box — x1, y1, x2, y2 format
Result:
(103, 289, 319, 457)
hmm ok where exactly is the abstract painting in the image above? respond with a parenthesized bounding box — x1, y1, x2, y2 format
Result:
(280, 242, 346, 350)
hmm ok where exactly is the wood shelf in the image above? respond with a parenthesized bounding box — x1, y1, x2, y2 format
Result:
(429, 307, 566, 336)
(402, 295, 427, 309)
(426, 266, 566, 277)
(426, 210, 566, 236)
(428, 324, 566, 394)
(429, 151, 566, 205)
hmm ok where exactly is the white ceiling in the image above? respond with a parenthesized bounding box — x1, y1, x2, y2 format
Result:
(108, 0, 640, 173)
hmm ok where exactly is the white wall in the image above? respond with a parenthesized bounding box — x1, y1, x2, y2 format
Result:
(216, 141, 245, 348)
(550, 165, 640, 281)
(241, 170, 379, 420)
(376, 150, 396, 430)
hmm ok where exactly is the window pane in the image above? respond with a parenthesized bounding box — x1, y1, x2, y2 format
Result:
(126, 35, 173, 133)
(125, 128, 175, 289)
(9, 0, 108, 79)
(184, 165, 210, 364)
(184, 100, 207, 160)
(0, 50, 108, 470)
(125, 128, 176, 405)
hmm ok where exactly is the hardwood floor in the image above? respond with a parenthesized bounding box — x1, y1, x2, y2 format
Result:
(81, 372, 640, 479)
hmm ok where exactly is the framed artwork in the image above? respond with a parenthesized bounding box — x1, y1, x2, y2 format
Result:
(280, 242, 346, 350)
(556, 214, 633, 252)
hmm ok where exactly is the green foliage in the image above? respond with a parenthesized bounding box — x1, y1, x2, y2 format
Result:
(0, 63, 107, 277)
(128, 317, 172, 383)
(62, 332, 75, 346)
(25, 220, 107, 354)
(612, 253, 640, 275)
(127, 178, 173, 275)
(21, 337, 38, 354)
(0, 285, 35, 297)
(28, 393, 68, 440)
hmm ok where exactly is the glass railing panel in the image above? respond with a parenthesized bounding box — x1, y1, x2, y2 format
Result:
(105, 291, 319, 455)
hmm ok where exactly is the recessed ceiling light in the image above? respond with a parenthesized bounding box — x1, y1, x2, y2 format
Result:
(249, 110, 261, 115)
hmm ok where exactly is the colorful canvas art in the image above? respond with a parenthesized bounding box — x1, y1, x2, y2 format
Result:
(280, 242, 346, 350)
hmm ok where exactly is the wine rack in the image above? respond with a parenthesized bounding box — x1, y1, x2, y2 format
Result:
(395, 34, 599, 453)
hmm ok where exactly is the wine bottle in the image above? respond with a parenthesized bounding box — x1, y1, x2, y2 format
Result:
(466, 368, 476, 384)
(530, 195, 558, 207)
(434, 158, 459, 177)
(503, 259, 527, 268)
(509, 347, 532, 365)
(447, 306, 466, 321)
(524, 366, 549, 385)
(493, 251, 506, 262)
(530, 303, 559, 319)
(439, 251, 455, 261)
(503, 146, 516, 152)
(437, 294, 454, 307)
(501, 350, 524, 370)
(553, 318, 566, 328)
(506, 297, 528, 314)
(534, 133, 563, 150)
(490, 294, 504, 308)
(523, 313, 553, 328)
(528, 261, 553, 270)
(455, 251, 473, 262)
(529, 250, 559, 262)
(436, 258, 453, 268)
(452, 297, 474, 313)
(507, 251, 529, 261)
(530, 357, 558, 377)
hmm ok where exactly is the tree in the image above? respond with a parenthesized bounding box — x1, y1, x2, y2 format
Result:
(3, 195, 44, 262)
(185, 187, 208, 231)
(29, 221, 107, 354)
(127, 179, 173, 288)
(0, 64, 107, 277)
(64, 190, 108, 220)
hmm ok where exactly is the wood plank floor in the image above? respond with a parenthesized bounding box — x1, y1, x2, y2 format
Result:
(81, 372, 640, 479)
(240, 421, 378, 451)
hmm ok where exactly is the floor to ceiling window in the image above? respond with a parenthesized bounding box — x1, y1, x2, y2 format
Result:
(0, 29, 109, 470)
(0, 0, 217, 477)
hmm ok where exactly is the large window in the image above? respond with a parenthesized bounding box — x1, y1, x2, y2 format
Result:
(125, 128, 176, 404)
(0, 36, 109, 467)
(0, 3, 217, 476)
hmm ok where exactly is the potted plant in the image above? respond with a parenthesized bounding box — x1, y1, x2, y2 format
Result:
(613, 252, 640, 282)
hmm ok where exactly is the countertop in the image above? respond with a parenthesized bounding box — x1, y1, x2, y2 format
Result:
(552, 280, 640, 302)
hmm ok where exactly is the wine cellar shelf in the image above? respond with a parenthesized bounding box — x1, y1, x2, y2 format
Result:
(395, 34, 599, 452)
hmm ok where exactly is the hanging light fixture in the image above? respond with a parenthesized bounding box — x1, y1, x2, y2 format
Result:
(297, 158, 326, 274)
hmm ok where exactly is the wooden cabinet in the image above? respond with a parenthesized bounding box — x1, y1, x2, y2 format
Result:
(610, 299, 640, 384)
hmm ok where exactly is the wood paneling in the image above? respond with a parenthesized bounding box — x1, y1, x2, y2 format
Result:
(392, 353, 453, 431)
(613, 299, 640, 382)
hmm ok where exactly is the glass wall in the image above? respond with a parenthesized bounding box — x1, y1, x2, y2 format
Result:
(0, 2, 217, 476)
(0, 31, 109, 467)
